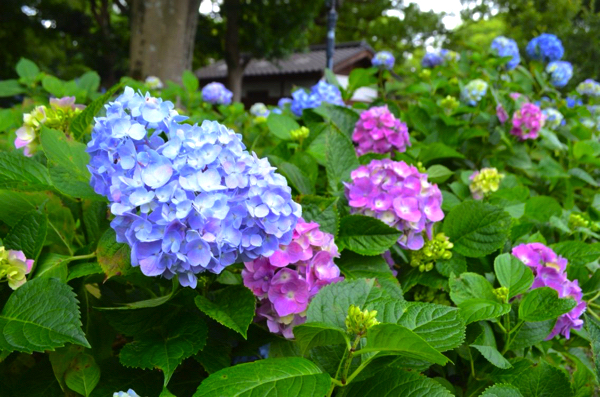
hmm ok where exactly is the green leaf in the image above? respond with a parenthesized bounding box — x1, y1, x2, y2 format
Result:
(42, 75, 66, 97)
(458, 299, 511, 324)
(315, 103, 359, 137)
(193, 357, 331, 397)
(494, 254, 534, 298)
(96, 228, 132, 279)
(278, 162, 315, 195)
(471, 345, 512, 369)
(481, 384, 523, 397)
(427, 164, 454, 183)
(34, 253, 71, 281)
(16, 58, 40, 82)
(64, 353, 101, 397)
(67, 262, 102, 281)
(510, 320, 555, 350)
(449, 272, 496, 305)
(3, 209, 48, 261)
(359, 324, 449, 365)
(512, 362, 574, 397)
(419, 142, 465, 164)
(182, 70, 199, 93)
(335, 250, 396, 281)
(551, 241, 600, 267)
(346, 68, 377, 98)
(194, 286, 255, 338)
(0, 79, 25, 97)
(76, 71, 101, 96)
(266, 113, 299, 140)
(443, 201, 512, 257)
(344, 367, 453, 397)
(70, 83, 122, 138)
(96, 278, 178, 310)
(293, 322, 350, 356)
(519, 287, 576, 322)
(120, 315, 207, 386)
(40, 126, 99, 199)
(0, 151, 53, 192)
(585, 314, 600, 383)
(299, 195, 338, 236)
(337, 215, 401, 255)
(569, 167, 598, 187)
(436, 254, 467, 277)
(525, 196, 562, 223)
(326, 126, 359, 193)
(0, 277, 89, 353)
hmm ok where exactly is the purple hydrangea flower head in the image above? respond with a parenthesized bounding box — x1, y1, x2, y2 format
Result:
(344, 159, 444, 250)
(461, 79, 488, 106)
(496, 104, 509, 124)
(278, 97, 292, 108)
(421, 51, 444, 68)
(372, 51, 395, 70)
(510, 102, 545, 140)
(243, 218, 342, 338)
(511, 243, 586, 339)
(490, 36, 521, 70)
(290, 81, 344, 116)
(87, 87, 301, 288)
(352, 105, 411, 156)
(577, 79, 600, 97)
(526, 34, 564, 62)
(546, 61, 573, 87)
(201, 82, 233, 105)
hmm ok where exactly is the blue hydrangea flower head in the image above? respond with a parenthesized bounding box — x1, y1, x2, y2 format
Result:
(461, 79, 488, 106)
(490, 36, 521, 70)
(542, 108, 564, 129)
(278, 98, 292, 108)
(201, 82, 233, 105)
(113, 390, 140, 397)
(311, 81, 344, 106)
(526, 34, 564, 62)
(372, 51, 395, 70)
(566, 96, 583, 108)
(250, 103, 270, 117)
(290, 81, 344, 117)
(440, 49, 460, 62)
(87, 87, 301, 288)
(421, 51, 444, 68)
(577, 79, 600, 97)
(546, 61, 573, 87)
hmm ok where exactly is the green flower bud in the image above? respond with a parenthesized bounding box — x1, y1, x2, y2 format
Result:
(290, 126, 310, 141)
(345, 305, 379, 335)
(568, 213, 590, 229)
(439, 95, 460, 114)
(410, 233, 453, 272)
(419, 69, 431, 79)
(493, 287, 509, 303)
(469, 168, 505, 200)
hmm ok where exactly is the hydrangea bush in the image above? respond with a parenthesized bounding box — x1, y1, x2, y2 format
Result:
(1, 35, 600, 397)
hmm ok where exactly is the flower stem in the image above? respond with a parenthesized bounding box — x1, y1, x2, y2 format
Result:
(69, 252, 97, 261)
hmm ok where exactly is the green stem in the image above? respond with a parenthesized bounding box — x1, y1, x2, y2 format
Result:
(69, 252, 97, 261)
(345, 354, 377, 385)
(502, 320, 524, 354)
(588, 308, 600, 322)
(587, 290, 600, 303)
(341, 335, 362, 385)
(468, 348, 476, 379)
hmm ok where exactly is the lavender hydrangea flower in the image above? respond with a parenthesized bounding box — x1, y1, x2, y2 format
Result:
(421, 52, 444, 68)
(113, 390, 140, 397)
(87, 87, 301, 288)
(546, 61, 573, 87)
(250, 102, 270, 118)
(145, 76, 163, 89)
(490, 36, 521, 70)
(290, 81, 344, 117)
(526, 34, 564, 62)
(542, 108, 564, 129)
(512, 243, 586, 339)
(577, 79, 600, 97)
(344, 159, 444, 250)
(201, 82, 233, 105)
(372, 51, 395, 70)
(461, 79, 488, 106)
(352, 105, 410, 156)
(243, 218, 342, 338)
(510, 102, 545, 140)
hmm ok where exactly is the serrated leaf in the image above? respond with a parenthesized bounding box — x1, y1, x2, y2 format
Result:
(65, 353, 101, 397)
(586, 314, 600, 383)
(67, 262, 102, 281)
(449, 272, 496, 305)
(512, 362, 574, 397)
(326, 126, 359, 193)
(0, 151, 53, 191)
(3, 209, 48, 261)
(337, 215, 401, 255)
(419, 142, 465, 164)
(194, 286, 255, 338)
(519, 287, 576, 322)
(525, 196, 562, 223)
(300, 195, 338, 236)
(481, 384, 523, 396)
(494, 254, 534, 298)
(96, 228, 131, 279)
(266, 113, 299, 140)
(0, 277, 89, 353)
(551, 241, 600, 267)
(436, 253, 467, 277)
(357, 323, 448, 365)
(70, 83, 122, 139)
(510, 320, 555, 350)
(193, 357, 331, 397)
(459, 299, 511, 324)
(471, 345, 512, 369)
(293, 322, 350, 356)
(344, 367, 453, 397)
(278, 162, 315, 195)
(335, 250, 396, 281)
(120, 314, 207, 386)
(34, 253, 71, 281)
(315, 103, 359, 138)
(443, 201, 511, 257)
(427, 164, 454, 183)
(77, 71, 100, 96)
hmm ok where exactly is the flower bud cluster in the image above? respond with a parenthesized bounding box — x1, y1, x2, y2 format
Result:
(440, 96, 460, 114)
(469, 167, 505, 200)
(413, 286, 451, 306)
(290, 126, 309, 141)
(409, 233, 453, 272)
(0, 247, 33, 290)
(345, 305, 379, 335)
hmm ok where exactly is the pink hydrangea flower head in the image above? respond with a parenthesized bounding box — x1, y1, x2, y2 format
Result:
(510, 102, 545, 140)
(0, 248, 34, 290)
(344, 159, 444, 250)
(243, 218, 342, 338)
(352, 106, 411, 156)
(496, 104, 509, 124)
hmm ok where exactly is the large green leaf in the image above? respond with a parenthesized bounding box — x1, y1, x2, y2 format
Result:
(586, 315, 600, 383)
(518, 287, 576, 322)
(3, 209, 48, 261)
(551, 241, 600, 267)
(300, 195, 338, 236)
(192, 357, 331, 397)
(34, 253, 71, 281)
(494, 254, 534, 298)
(293, 322, 350, 356)
(40, 126, 100, 199)
(0, 152, 53, 191)
(120, 314, 207, 386)
(0, 277, 89, 353)
(344, 367, 453, 397)
(335, 251, 396, 281)
(481, 384, 523, 397)
(16, 58, 40, 83)
(326, 126, 359, 193)
(337, 215, 401, 255)
(70, 83, 122, 139)
(443, 201, 511, 257)
(524, 196, 562, 223)
(510, 320, 555, 350)
(96, 228, 132, 279)
(471, 345, 512, 369)
(266, 113, 299, 140)
(0, 79, 25, 97)
(458, 299, 511, 324)
(278, 162, 315, 195)
(449, 272, 496, 305)
(359, 323, 449, 365)
(182, 70, 199, 93)
(419, 142, 465, 164)
(315, 103, 359, 138)
(512, 362, 574, 397)
(64, 353, 101, 397)
(194, 285, 255, 338)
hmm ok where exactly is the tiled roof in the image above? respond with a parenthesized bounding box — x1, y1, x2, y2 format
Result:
(196, 41, 374, 79)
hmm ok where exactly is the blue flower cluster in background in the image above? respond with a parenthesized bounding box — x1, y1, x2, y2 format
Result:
(490, 36, 521, 70)
(421, 51, 444, 68)
(546, 61, 573, 87)
(461, 79, 488, 106)
(372, 51, 395, 70)
(250, 102, 270, 118)
(87, 87, 301, 288)
(526, 33, 564, 62)
(201, 82, 233, 105)
(290, 80, 344, 116)
(577, 79, 600, 97)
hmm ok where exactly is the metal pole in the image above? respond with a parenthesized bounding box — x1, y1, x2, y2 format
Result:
(326, 0, 337, 70)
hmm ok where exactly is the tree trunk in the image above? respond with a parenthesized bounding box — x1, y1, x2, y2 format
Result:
(129, 0, 201, 83)
(223, 0, 245, 102)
